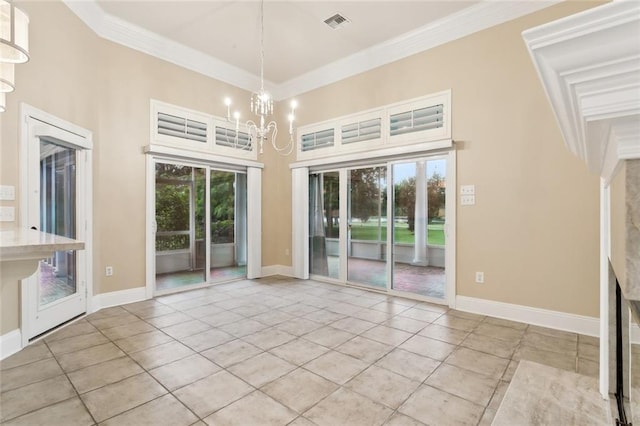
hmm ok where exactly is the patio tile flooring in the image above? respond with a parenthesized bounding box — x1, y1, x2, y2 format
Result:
(328, 256, 446, 299)
(0, 276, 598, 425)
(156, 266, 247, 291)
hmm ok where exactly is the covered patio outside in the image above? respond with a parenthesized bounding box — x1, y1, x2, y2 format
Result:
(327, 256, 445, 299)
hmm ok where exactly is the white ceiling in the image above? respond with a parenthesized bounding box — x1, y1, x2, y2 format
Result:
(65, 1, 559, 99)
(95, 1, 477, 84)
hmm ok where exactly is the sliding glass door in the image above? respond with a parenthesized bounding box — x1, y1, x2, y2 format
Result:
(391, 159, 447, 298)
(347, 166, 387, 289)
(309, 171, 340, 279)
(307, 155, 450, 302)
(154, 161, 247, 293)
(155, 163, 206, 291)
(209, 170, 247, 282)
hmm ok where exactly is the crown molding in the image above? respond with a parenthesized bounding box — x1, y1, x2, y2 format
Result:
(274, 1, 560, 99)
(63, 0, 267, 94)
(64, 1, 559, 100)
(523, 1, 640, 182)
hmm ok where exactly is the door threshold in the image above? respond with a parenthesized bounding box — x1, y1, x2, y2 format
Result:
(28, 312, 87, 344)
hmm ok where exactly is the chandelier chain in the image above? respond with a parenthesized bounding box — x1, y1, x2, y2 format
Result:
(260, 0, 265, 92)
(222, 0, 296, 156)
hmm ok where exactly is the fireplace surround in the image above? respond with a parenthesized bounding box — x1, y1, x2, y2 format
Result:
(609, 160, 640, 425)
(523, 2, 640, 425)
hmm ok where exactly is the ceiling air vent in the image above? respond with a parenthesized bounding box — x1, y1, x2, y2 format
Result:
(324, 13, 350, 30)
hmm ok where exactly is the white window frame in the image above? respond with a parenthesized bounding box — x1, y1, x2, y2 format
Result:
(150, 99, 257, 161)
(297, 121, 338, 157)
(387, 91, 450, 145)
(147, 100, 264, 297)
(338, 109, 385, 151)
(296, 90, 451, 161)
(145, 153, 263, 298)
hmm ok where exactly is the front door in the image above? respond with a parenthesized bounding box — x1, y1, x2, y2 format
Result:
(22, 115, 91, 340)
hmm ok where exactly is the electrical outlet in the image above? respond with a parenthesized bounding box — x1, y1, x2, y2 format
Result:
(475, 272, 484, 284)
(105, 266, 113, 276)
(285, 248, 290, 256)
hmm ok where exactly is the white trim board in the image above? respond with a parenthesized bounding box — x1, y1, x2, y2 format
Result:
(91, 287, 147, 312)
(456, 295, 600, 337)
(261, 265, 293, 278)
(0, 329, 22, 360)
(2, 287, 146, 360)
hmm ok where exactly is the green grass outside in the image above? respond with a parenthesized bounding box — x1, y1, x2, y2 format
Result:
(349, 222, 444, 245)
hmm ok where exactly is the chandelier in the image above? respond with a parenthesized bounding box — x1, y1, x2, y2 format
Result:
(224, 0, 297, 155)
(0, 0, 31, 112)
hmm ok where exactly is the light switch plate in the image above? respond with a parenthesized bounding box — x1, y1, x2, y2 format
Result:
(0, 185, 15, 201)
(461, 195, 475, 206)
(0, 206, 15, 222)
(460, 185, 475, 195)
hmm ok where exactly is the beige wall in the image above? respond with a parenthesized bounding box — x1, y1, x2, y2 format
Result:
(0, 1, 252, 334)
(0, 1, 103, 334)
(276, 1, 602, 317)
(1, 0, 602, 335)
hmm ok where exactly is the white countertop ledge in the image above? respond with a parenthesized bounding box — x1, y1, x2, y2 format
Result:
(0, 229, 84, 262)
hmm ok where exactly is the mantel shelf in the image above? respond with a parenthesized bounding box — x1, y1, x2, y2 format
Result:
(522, 1, 640, 183)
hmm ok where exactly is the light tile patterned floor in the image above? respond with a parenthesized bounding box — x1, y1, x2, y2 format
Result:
(0, 276, 598, 425)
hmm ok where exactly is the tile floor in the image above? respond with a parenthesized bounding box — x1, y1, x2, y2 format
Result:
(0, 276, 598, 425)
(492, 360, 610, 425)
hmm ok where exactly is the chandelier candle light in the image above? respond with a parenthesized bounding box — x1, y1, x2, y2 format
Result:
(224, 0, 297, 155)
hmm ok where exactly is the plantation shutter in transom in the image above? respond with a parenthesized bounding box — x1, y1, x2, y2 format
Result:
(389, 104, 443, 136)
(301, 128, 335, 151)
(157, 112, 208, 143)
(215, 126, 252, 151)
(341, 118, 382, 144)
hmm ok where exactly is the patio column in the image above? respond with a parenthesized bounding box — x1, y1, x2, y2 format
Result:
(413, 161, 428, 266)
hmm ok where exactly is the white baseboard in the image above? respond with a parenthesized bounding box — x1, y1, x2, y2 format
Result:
(0, 329, 22, 360)
(456, 295, 600, 337)
(91, 286, 147, 312)
(261, 265, 294, 278)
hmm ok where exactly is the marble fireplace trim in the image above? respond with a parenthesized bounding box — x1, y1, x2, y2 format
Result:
(622, 160, 640, 304)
